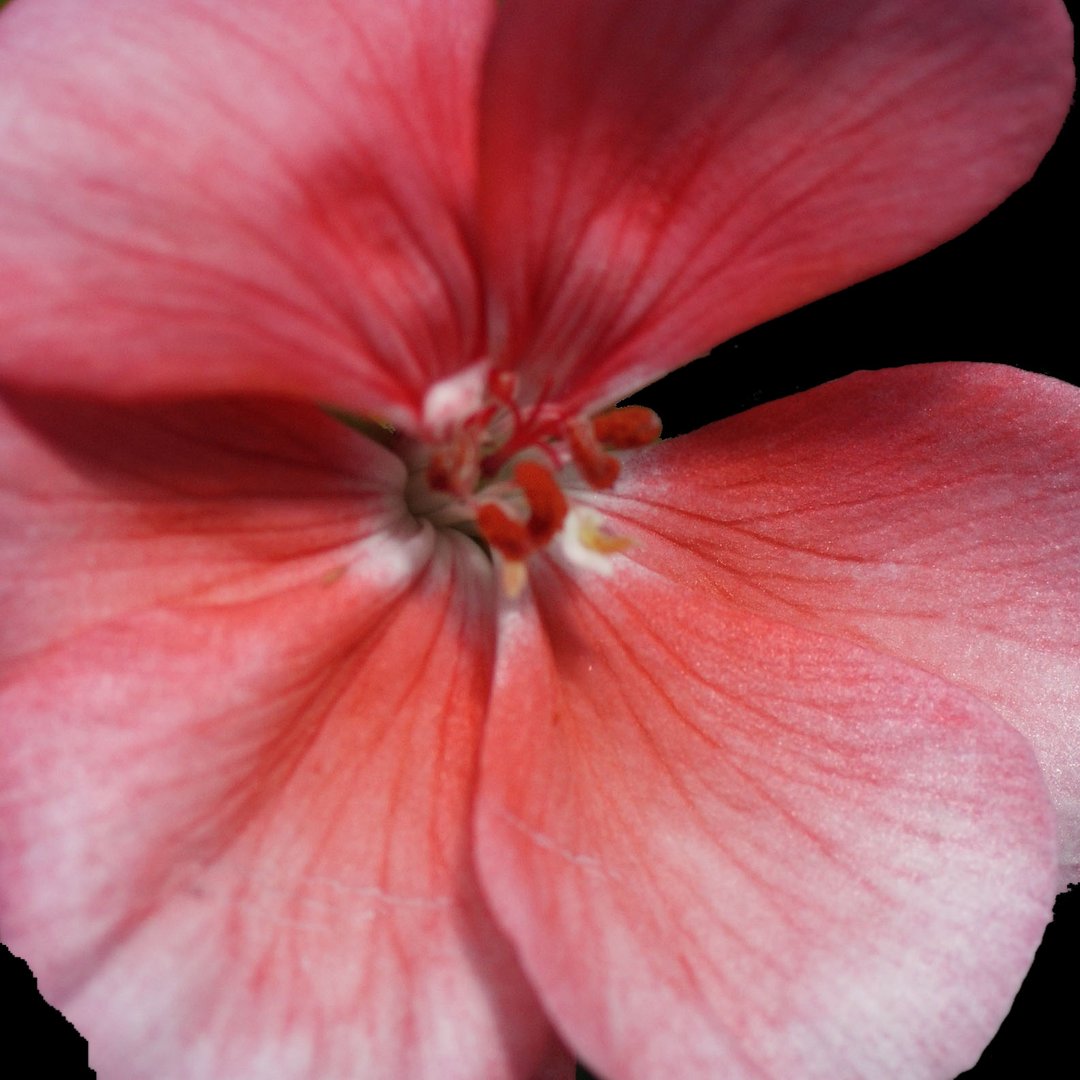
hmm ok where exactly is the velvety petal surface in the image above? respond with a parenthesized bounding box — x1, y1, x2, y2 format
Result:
(0, 0, 492, 424)
(0, 396, 561, 1078)
(476, 561, 1057, 1079)
(598, 363, 1080, 886)
(479, 0, 1073, 412)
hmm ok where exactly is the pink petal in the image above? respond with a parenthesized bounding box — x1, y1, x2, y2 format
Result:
(600, 363, 1080, 887)
(0, 0, 492, 425)
(0, 396, 561, 1077)
(476, 565, 1057, 1079)
(0, 393, 411, 660)
(479, 0, 1073, 411)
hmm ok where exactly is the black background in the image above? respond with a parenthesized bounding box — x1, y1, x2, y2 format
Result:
(1, 0, 1075, 1075)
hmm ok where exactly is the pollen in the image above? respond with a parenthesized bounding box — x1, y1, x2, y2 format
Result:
(556, 506, 636, 577)
(576, 511, 634, 555)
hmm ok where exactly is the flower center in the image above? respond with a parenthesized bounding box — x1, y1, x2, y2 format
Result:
(406, 364, 661, 594)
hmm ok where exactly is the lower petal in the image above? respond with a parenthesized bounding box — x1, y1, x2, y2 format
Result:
(605, 363, 1080, 885)
(0, 395, 559, 1078)
(476, 563, 1056, 1079)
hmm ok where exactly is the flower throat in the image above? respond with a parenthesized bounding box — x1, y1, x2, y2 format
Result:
(361, 366, 660, 595)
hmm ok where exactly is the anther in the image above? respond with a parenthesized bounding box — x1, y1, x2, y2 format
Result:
(591, 405, 662, 449)
(476, 503, 533, 561)
(566, 418, 620, 490)
(415, 374, 662, 594)
(514, 460, 569, 545)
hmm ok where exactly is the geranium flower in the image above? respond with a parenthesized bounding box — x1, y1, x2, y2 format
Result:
(0, 0, 1076, 1077)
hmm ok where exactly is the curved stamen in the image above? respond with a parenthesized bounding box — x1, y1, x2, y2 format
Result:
(418, 371, 661, 588)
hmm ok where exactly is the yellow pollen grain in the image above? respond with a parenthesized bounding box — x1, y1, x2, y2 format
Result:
(578, 515, 634, 555)
(500, 559, 528, 599)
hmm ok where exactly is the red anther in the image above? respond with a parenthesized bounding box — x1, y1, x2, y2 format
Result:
(514, 460, 569, 545)
(567, 418, 620, 490)
(476, 503, 533, 561)
(591, 405, 662, 449)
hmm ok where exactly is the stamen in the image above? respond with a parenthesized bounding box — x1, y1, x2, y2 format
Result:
(476, 461, 569, 562)
(514, 460, 568, 545)
(476, 503, 532, 561)
(566, 417, 620, 490)
(478, 373, 562, 477)
(591, 405, 662, 449)
(412, 371, 660, 594)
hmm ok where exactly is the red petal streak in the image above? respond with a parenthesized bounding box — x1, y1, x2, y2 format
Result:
(479, 0, 1073, 409)
(0, 395, 561, 1077)
(602, 363, 1080, 887)
(0, 0, 493, 423)
(476, 565, 1056, 1079)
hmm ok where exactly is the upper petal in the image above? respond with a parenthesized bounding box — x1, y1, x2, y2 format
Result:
(478, 0, 1073, 411)
(600, 363, 1080, 886)
(475, 564, 1056, 1079)
(0, 395, 562, 1078)
(0, 0, 493, 424)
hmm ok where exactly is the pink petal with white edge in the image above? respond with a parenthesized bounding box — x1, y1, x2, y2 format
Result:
(600, 363, 1080, 887)
(0, 398, 563, 1078)
(0, 0, 492, 425)
(476, 565, 1057, 1080)
(479, 0, 1073, 411)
